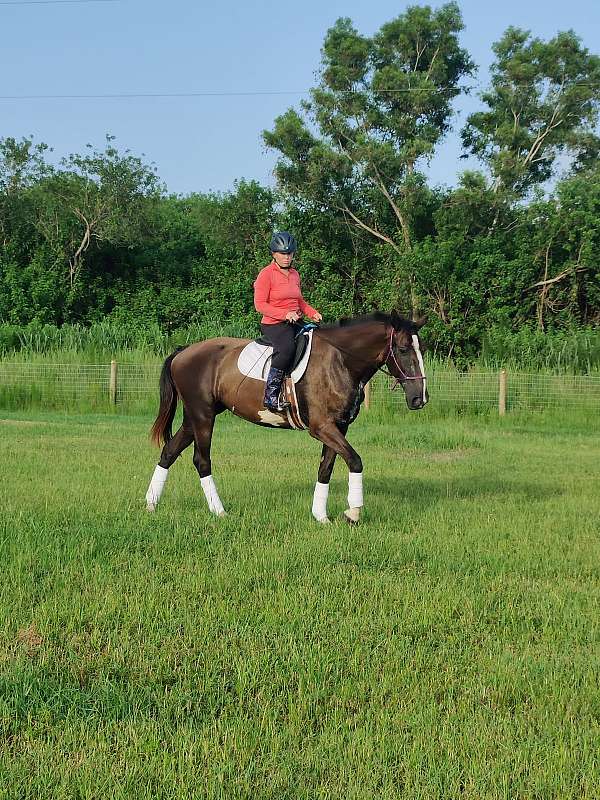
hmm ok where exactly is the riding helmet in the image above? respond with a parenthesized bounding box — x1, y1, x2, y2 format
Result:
(269, 231, 297, 254)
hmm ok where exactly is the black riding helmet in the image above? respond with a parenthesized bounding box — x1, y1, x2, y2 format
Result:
(269, 231, 297, 254)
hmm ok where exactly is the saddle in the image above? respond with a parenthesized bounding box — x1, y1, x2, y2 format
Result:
(236, 328, 314, 384)
(237, 327, 315, 431)
(254, 330, 310, 373)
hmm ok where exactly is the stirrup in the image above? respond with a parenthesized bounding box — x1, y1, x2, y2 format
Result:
(265, 396, 290, 412)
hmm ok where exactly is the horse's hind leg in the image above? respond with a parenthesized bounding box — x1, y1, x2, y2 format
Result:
(189, 408, 226, 517)
(145, 417, 194, 511)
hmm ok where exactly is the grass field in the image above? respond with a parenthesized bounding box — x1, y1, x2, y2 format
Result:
(1, 408, 599, 799)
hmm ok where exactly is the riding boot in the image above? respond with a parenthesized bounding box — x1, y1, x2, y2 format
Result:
(263, 366, 290, 412)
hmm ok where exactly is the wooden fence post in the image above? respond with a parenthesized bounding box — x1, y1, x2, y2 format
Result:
(363, 381, 371, 411)
(498, 369, 507, 416)
(109, 360, 118, 405)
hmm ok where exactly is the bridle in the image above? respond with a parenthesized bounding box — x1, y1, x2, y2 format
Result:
(313, 321, 427, 397)
(381, 326, 426, 392)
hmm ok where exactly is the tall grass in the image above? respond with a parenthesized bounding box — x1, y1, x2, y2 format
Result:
(0, 318, 257, 361)
(3, 320, 600, 372)
(481, 325, 600, 372)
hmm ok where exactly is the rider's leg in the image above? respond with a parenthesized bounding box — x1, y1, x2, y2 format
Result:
(261, 322, 295, 411)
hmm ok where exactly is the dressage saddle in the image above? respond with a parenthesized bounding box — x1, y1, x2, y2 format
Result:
(254, 329, 310, 375)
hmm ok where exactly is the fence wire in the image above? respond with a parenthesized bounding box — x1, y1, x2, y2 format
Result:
(1, 362, 600, 412)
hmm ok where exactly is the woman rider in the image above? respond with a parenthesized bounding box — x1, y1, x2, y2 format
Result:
(253, 231, 322, 412)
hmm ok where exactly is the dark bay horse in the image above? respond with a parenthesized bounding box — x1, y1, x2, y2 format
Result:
(145, 312, 428, 523)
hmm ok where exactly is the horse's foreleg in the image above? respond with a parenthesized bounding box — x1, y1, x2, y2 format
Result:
(310, 422, 363, 525)
(190, 412, 226, 517)
(146, 423, 194, 511)
(312, 422, 349, 523)
(312, 444, 337, 523)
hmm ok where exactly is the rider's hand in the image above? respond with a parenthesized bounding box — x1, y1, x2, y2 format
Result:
(285, 310, 302, 323)
(312, 312, 323, 323)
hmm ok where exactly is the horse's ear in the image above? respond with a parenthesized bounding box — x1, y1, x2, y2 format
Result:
(414, 315, 427, 330)
(389, 310, 405, 329)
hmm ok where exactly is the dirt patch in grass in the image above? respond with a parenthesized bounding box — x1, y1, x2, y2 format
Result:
(16, 624, 43, 654)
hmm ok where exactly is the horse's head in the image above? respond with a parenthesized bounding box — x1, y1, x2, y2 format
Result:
(386, 315, 428, 410)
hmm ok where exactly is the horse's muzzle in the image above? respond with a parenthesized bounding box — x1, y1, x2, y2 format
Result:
(409, 396, 424, 410)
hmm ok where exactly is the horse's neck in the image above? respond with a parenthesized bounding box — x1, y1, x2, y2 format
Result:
(319, 325, 385, 381)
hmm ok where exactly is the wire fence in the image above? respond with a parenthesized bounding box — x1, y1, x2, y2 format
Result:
(2, 360, 600, 415)
(367, 369, 600, 414)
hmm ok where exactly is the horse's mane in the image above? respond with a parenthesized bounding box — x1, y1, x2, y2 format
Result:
(318, 312, 420, 334)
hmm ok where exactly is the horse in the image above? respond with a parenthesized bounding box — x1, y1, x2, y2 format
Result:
(145, 312, 428, 524)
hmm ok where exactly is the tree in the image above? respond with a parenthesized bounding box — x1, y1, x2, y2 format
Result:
(0, 136, 50, 195)
(35, 136, 162, 291)
(521, 166, 600, 330)
(263, 3, 474, 313)
(462, 28, 600, 195)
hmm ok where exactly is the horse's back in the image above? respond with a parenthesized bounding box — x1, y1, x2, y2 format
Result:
(172, 337, 249, 366)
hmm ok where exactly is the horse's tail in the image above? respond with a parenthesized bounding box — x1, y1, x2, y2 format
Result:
(150, 346, 187, 447)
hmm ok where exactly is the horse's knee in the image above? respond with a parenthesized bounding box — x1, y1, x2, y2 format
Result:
(348, 454, 363, 473)
(192, 453, 210, 478)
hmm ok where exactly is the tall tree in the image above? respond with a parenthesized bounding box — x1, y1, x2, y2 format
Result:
(35, 135, 162, 291)
(263, 3, 474, 312)
(462, 28, 600, 195)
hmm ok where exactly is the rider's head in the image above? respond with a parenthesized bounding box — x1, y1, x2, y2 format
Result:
(270, 231, 297, 269)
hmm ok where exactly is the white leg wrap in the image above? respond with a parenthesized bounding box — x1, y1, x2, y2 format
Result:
(347, 472, 364, 509)
(200, 475, 225, 516)
(145, 465, 168, 511)
(312, 481, 330, 523)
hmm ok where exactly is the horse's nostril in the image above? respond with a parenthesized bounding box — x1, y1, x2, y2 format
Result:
(411, 396, 422, 409)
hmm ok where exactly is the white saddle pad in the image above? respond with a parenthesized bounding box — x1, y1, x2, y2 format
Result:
(237, 330, 314, 383)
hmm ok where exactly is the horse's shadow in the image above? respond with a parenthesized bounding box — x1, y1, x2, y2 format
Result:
(369, 475, 559, 504)
(248, 472, 561, 518)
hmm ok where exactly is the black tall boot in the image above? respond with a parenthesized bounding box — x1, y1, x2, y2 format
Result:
(263, 366, 289, 412)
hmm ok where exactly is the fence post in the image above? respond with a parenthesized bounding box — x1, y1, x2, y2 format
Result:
(109, 360, 118, 405)
(498, 368, 507, 416)
(364, 380, 371, 410)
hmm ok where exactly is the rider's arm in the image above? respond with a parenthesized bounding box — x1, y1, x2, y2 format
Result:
(297, 277, 319, 319)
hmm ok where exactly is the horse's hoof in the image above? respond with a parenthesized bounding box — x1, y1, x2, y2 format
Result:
(343, 508, 361, 526)
(313, 515, 330, 524)
(146, 503, 157, 513)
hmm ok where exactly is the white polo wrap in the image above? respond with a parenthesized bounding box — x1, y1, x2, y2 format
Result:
(145, 465, 169, 508)
(200, 475, 225, 515)
(348, 472, 363, 508)
(312, 481, 330, 521)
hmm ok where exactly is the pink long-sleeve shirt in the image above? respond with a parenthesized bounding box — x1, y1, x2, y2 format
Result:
(253, 261, 318, 325)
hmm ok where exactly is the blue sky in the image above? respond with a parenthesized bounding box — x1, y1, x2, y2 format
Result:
(1, 0, 598, 195)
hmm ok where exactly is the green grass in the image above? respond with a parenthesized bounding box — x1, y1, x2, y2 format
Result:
(1, 409, 599, 799)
